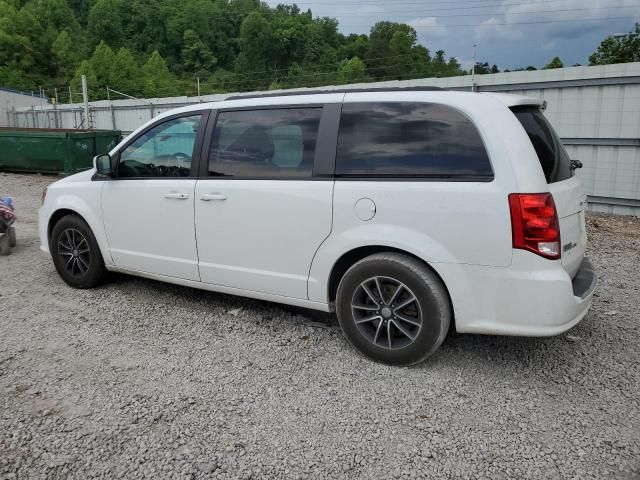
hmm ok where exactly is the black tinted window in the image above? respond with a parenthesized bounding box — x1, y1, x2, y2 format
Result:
(118, 115, 202, 178)
(209, 108, 321, 178)
(335, 102, 492, 178)
(512, 106, 572, 184)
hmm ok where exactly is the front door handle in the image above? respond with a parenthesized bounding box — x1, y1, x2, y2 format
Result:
(201, 193, 227, 202)
(164, 192, 190, 200)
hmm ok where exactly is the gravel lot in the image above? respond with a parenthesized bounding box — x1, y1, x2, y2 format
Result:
(1, 172, 639, 480)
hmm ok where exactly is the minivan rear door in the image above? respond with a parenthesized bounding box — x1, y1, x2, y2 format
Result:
(512, 106, 587, 278)
(194, 105, 336, 300)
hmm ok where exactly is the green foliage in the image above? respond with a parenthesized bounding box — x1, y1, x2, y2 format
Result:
(51, 30, 77, 78)
(589, 23, 640, 65)
(112, 48, 141, 95)
(0, 0, 509, 99)
(337, 57, 368, 84)
(544, 56, 564, 69)
(181, 29, 217, 78)
(87, 0, 124, 49)
(142, 50, 177, 97)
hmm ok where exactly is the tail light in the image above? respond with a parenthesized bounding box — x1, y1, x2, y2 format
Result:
(42, 187, 47, 205)
(508, 193, 561, 260)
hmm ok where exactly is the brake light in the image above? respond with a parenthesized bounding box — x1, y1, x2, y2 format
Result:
(41, 187, 47, 205)
(508, 193, 561, 260)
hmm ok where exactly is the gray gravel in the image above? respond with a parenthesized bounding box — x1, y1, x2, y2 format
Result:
(1, 172, 639, 480)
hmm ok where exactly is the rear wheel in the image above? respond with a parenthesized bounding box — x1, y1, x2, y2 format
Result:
(50, 215, 107, 288)
(336, 253, 451, 366)
(8, 226, 16, 247)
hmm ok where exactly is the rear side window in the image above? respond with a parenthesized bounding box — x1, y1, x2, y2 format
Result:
(335, 102, 493, 179)
(511, 106, 572, 184)
(208, 108, 321, 178)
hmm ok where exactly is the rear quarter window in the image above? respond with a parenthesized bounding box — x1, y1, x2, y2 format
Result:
(335, 102, 493, 180)
(511, 106, 573, 184)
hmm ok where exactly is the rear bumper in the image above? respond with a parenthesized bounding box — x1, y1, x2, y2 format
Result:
(440, 252, 597, 336)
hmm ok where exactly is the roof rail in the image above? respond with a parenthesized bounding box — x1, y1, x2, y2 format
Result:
(225, 86, 444, 100)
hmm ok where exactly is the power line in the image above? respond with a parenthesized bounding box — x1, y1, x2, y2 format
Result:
(270, 0, 564, 6)
(325, 15, 634, 27)
(308, 5, 640, 20)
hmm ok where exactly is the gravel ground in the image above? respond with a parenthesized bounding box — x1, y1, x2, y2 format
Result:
(1, 172, 639, 480)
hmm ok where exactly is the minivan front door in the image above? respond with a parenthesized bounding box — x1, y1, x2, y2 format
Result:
(194, 106, 334, 299)
(102, 113, 206, 281)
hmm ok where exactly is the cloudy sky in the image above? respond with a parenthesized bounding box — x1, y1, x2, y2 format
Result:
(264, 0, 640, 70)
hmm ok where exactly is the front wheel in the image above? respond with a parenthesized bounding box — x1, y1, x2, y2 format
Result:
(50, 215, 107, 289)
(336, 253, 451, 366)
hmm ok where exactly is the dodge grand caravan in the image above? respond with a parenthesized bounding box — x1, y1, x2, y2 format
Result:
(39, 87, 597, 365)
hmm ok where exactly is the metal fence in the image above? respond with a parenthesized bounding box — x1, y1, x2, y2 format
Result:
(10, 62, 640, 215)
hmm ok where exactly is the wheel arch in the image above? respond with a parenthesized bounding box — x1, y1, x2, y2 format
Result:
(327, 246, 455, 327)
(46, 206, 112, 266)
(48, 208, 83, 243)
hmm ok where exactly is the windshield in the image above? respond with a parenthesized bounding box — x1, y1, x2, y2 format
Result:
(511, 106, 573, 184)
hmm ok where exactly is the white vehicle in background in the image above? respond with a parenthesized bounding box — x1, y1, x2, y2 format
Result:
(39, 87, 596, 365)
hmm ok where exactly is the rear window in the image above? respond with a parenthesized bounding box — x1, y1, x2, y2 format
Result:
(511, 106, 572, 184)
(335, 102, 493, 179)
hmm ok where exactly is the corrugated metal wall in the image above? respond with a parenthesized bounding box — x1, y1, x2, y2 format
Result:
(0, 88, 48, 127)
(10, 62, 640, 215)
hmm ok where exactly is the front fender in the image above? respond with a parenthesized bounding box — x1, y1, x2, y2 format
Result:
(39, 181, 112, 266)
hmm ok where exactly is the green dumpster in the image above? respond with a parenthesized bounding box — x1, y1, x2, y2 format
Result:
(0, 128, 122, 176)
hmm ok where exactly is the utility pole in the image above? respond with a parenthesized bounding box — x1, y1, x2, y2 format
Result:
(471, 44, 477, 92)
(53, 87, 59, 129)
(197, 77, 201, 103)
(81, 74, 91, 129)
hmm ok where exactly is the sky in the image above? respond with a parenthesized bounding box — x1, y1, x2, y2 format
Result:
(264, 0, 640, 70)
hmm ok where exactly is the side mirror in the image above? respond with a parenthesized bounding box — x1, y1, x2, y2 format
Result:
(93, 153, 113, 178)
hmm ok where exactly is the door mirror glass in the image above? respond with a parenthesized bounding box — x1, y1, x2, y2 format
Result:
(94, 153, 112, 176)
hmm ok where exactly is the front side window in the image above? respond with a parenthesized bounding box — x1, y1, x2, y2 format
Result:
(208, 108, 322, 178)
(118, 114, 202, 178)
(335, 102, 493, 179)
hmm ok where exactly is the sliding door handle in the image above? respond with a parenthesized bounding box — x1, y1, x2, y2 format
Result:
(163, 192, 190, 200)
(200, 193, 227, 202)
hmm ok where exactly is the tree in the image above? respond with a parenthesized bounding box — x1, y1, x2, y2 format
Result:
(87, 0, 124, 49)
(111, 47, 141, 95)
(181, 29, 217, 78)
(70, 60, 98, 99)
(142, 50, 177, 97)
(337, 57, 368, 84)
(589, 23, 640, 65)
(89, 41, 117, 89)
(51, 30, 77, 79)
(544, 56, 564, 69)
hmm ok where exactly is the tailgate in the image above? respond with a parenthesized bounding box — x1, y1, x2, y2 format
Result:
(549, 176, 587, 278)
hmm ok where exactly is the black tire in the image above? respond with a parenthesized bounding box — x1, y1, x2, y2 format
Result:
(336, 253, 451, 366)
(50, 214, 107, 289)
(8, 226, 16, 247)
(0, 234, 10, 255)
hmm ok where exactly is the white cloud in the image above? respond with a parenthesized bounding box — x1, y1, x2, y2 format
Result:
(475, 0, 640, 41)
(409, 16, 447, 38)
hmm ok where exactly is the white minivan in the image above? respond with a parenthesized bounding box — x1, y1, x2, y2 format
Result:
(39, 87, 597, 365)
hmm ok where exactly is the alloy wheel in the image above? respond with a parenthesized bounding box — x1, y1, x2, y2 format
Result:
(351, 276, 423, 350)
(57, 228, 91, 278)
